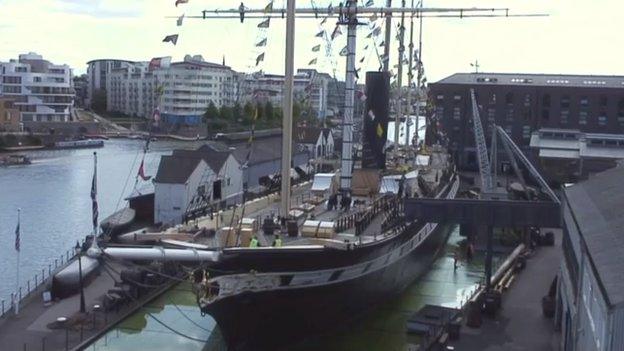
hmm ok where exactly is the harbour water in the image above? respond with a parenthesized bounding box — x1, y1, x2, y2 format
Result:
(85, 227, 490, 351)
(0, 139, 202, 303)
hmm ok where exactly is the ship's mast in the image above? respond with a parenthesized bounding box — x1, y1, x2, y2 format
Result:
(338, 0, 358, 193)
(280, 0, 295, 217)
(404, 0, 417, 147)
(382, 0, 392, 72)
(393, 0, 406, 159)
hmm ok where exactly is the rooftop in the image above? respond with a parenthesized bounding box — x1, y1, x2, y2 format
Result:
(564, 166, 624, 307)
(433, 72, 624, 89)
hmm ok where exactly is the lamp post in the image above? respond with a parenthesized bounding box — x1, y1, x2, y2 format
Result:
(75, 242, 86, 313)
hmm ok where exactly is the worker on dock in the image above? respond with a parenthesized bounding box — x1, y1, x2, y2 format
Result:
(453, 250, 460, 271)
(273, 234, 282, 247)
(249, 236, 259, 248)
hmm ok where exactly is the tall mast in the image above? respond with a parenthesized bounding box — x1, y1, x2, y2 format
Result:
(405, 0, 415, 147)
(414, 0, 424, 146)
(393, 0, 406, 158)
(382, 0, 392, 72)
(280, 0, 296, 216)
(339, 0, 358, 193)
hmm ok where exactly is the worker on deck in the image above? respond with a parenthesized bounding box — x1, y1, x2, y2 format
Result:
(249, 235, 259, 248)
(273, 234, 282, 247)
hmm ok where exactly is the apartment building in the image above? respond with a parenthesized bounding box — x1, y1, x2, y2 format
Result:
(0, 52, 75, 123)
(107, 55, 238, 127)
(86, 59, 134, 108)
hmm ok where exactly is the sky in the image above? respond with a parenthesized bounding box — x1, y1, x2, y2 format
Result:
(0, 0, 622, 83)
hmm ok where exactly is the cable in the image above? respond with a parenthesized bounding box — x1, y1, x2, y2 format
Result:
(100, 262, 212, 333)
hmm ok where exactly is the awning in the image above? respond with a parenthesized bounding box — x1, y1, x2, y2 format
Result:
(539, 149, 579, 159)
(311, 173, 337, 192)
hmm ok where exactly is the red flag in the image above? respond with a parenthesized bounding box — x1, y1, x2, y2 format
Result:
(138, 160, 151, 181)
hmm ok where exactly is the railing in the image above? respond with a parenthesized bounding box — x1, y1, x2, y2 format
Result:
(335, 195, 400, 234)
(0, 247, 77, 319)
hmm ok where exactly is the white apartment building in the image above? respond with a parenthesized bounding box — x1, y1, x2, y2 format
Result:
(0, 52, 74, 123)
(242, 69, 336, 119)
(106, 55, 238, 126)
(86, 59, 134, 108)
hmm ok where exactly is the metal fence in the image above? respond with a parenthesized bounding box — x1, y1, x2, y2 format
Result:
(0, 247, 76, 319)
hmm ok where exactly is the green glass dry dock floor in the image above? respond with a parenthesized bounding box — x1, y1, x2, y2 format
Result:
(86, 226, 494, 351)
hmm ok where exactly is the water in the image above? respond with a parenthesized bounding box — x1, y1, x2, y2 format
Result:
(86, 226, 490, 351)
(0, 139, 202, 303)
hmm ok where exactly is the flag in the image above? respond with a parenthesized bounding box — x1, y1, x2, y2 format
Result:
(359, 56, 365, 63)
(148, 56, 172, 71)
(175, 0, 188, 7)
(366, 32, 373, 39)
(372, 27, 381, 37)
(308, 58, 317, 65)
(14, 211, 20, 252)
(256, 38, 267, 47)
(369, 13, 378, 22)
(312, 44, 321, 52)
(138, 160, 151, 181)
(264, 1, 273, 13)
(315, 30, 325, 38)
(91, 156, 98, 229)
(320, 16, 328, 25)
(331, 26, 342, 40)
(256, 53, 265, 66)
(162, 34, 179, 45)
(368, 110, 375, 121)
(258, 18, 270, 28)
(366, 0, 374, 6)
(176, 14, 184, 26)
(339, 46, 348, 56)
(364, 44, 369, 50)
(379, 40, 385, 47)
(356, 90, 367, 101)
(376, 123, 384, 137)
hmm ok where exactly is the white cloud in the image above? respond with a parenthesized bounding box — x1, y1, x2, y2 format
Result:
(0, 0, 621, 82)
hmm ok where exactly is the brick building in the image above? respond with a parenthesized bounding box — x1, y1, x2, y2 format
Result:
(429, 73, 624, 169)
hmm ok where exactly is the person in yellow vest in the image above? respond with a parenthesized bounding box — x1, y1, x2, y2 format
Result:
(249, 236, 259, 248)
(273, 234, 282, 247)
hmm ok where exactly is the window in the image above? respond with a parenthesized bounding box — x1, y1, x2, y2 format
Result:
(487, 108, 496, 123)
(560, 110, 569, 125)
(600, 95, 608, 107)
(580, 96, 589, 107)
(579, 111, 588, 125)
(489, 93, 497, 105)
(522, 125, 531, 139)
(561, 95, 570, 108)
(506, 108, 514, 122)
(33, 77, 42, 82)
(453, 94, 462, 101)
(542, 94, 551, 107)
(524, 94, 531, 107)
(452, 107, 461, 120)
(505, 92, 514, 105)
(436, 94, 444, 101)
(541, 109, 550, 120)
(598, 113, 607, 126)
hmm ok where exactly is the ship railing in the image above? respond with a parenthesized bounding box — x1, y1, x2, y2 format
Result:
(0, 247, 77, 319)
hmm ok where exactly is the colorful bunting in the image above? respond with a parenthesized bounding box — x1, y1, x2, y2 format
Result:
(376, 123, 384, 137)
(256, 53, 265, 66)
(372, 27, 382, 37)
(366, 0, 375, 6)
(175, 0, 188, 7)
(162, 34, 179, 45)
(359, 56, 365, 63)
(320, 16, 329, 25)
(256, 38, 267, 47)
(258, 18, 270, 28)
(369, 13, 378, 22)
(339, 46, 348, 56)
(315, 30, 325, 38)
(308, 58, 317, 65)
(331, 26, 342, 40)
(312, 44, 321, 52)
(264, 1, 274, 13)
(379, 40, 385, 47)
(177, 14, 185, 26)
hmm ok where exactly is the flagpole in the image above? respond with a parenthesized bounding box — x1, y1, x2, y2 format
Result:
(15, 208, 20, 315)
(88, 152, 102, 257)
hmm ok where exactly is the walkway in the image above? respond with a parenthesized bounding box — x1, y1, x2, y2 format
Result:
(449, 228, 562, 351)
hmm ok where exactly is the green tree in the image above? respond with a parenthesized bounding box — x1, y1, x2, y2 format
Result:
(92, 88, 107, 112)
(232, 103, 243, 122)
(219, 105, 233, 121)
(204, 101, 219, 119)
(255, 102, 264, 120)
(264, 101, 274, 121)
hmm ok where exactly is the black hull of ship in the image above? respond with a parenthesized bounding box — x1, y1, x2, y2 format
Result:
(203, 222, 452, 351)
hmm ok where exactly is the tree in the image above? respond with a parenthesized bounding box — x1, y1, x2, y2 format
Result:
(264, 101, 274, 121)
(204, 101, 219, 119)
(219, 105, 233, 121)
(92, 88, 107, 113)
(255, 102, 264, 120)
(232, 103, 243, 122)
